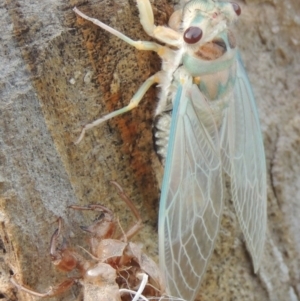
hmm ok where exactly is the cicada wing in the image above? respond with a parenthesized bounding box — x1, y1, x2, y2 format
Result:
(159, 83, 223, 301)
(220, 53, 267, 272)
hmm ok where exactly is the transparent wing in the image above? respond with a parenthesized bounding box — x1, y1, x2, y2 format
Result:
(220, 52, 267, 271)
(159, 83, 223, 301)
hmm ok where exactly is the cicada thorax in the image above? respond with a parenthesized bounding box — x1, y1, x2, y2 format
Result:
(186, 30, 238, 130)
(183, 29, 238, 100)
(153, 31, 238, 162)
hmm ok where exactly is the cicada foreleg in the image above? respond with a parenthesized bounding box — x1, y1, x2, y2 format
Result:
(74, 7, 166, 53)
(136, 0, 181, 46)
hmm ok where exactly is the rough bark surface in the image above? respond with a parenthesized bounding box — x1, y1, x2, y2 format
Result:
(0, 0, 299, 301)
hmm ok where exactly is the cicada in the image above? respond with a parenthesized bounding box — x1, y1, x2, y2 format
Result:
(74, 1, 267, 300)
(11, 182, 167, 301)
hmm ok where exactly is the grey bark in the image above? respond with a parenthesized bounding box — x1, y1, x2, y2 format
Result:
(0, 0, 300, 301)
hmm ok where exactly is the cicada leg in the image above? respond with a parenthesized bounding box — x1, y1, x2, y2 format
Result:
(75, 71, 164, 144)
(73, 7, 177, 143)
(69, 204, 114, 216)
(50, 218, 81, 272)
(110, 181, 143, 241)
(73, 7, 165, 53)
(136, 0, 181, 46)
(69, 182, 142, 241)
(69, 203, 116, 239)
(11, 276, 76, 298)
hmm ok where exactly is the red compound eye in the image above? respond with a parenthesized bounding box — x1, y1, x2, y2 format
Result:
(231, 2, 241, 16)
(184, 27, 203, 44)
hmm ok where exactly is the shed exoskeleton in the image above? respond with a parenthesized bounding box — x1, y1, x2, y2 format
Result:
(11, 182, 165, 301)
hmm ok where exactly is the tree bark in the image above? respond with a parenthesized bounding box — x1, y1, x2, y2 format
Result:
(1, 0, 300, 301)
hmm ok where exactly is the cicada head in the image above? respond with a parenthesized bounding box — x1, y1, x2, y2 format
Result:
(177, 0, 241, 99)
(180, 0, 241, 63)
(182, 1, 240, 44)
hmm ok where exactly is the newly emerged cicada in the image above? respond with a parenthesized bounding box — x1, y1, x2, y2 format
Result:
(74, 1, 267, 300)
